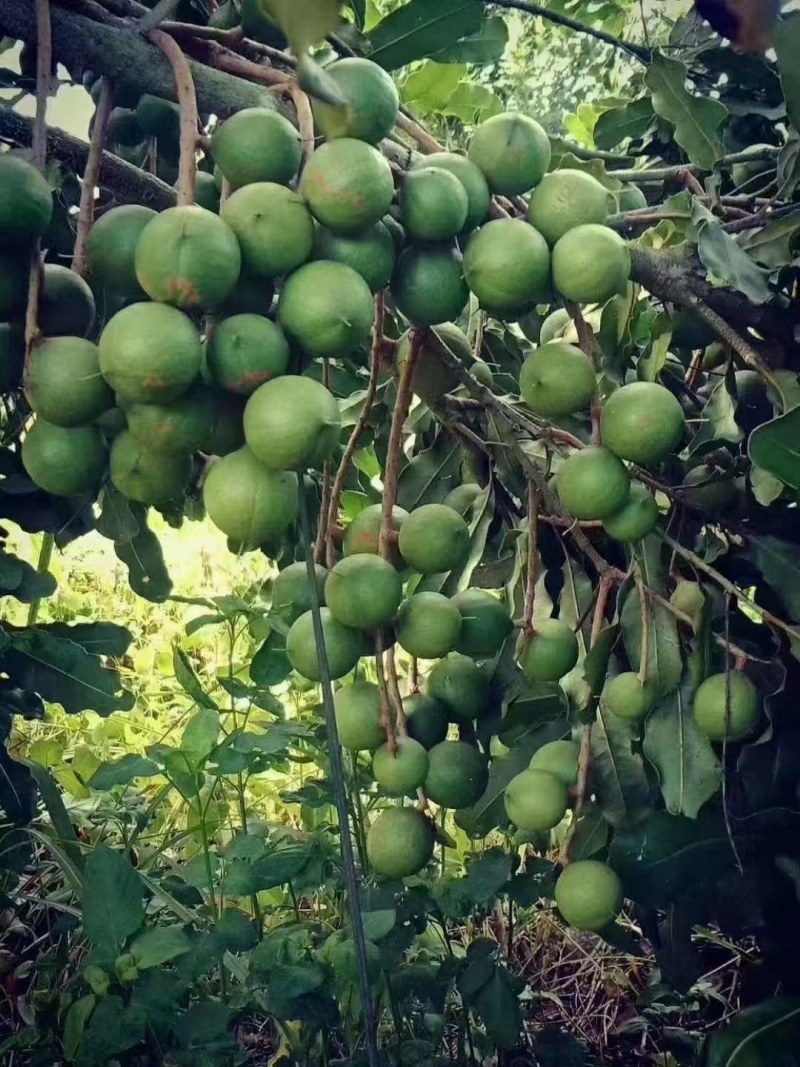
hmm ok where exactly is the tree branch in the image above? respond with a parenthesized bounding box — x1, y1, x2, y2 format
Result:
(522, 484, 539, 635)
(0, 108, 176, 210)
(486, 0, 650, 63)
(72, 76, 112, 277)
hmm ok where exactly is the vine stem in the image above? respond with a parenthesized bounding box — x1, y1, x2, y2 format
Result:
(326, 292, 385, 568)
(149, 27, 198, 205)
(24, 0, 52, 372)
(635, 563, 650, 686)
(297, 480, 380, 1067)
(558, 575, 616, 867)
(380, 327, 424, 560)
(522, 484, 539, 635)
(72, 76, 112, 279)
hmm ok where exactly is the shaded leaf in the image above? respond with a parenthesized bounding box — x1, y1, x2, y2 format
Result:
(594, 96, 654, 150)
(750, 535, 800, 622)
(432, 14, 508, 64)
(692, 201, 771, 304)
(739, 209, 800, 269)
(173, 646, 218, 710)
(367, 0, 483, 70)
(181, 707, 220, 766)
(775, 15, 800, 133)
(81, 846, 144, 965)
(89, 754, 160, 790)
(0, 747, 37, 824)
(43, 622, 133, 657)
(591, 706, 651, 827)
(129, 925, 191, 969)
(250, 629, 292, 687)
(749, 407, 800, 493)
(689, 381, 743, 454)
(645, 51, 726, 169)
(704, 996, 800, 1066)
(620, 537, 682, 700)
(0, 548, 56, 603)
(114, 524, 172, 603)
(397, 439, 462, 510)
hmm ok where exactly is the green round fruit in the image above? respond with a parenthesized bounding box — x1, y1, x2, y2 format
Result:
(552, 224, 631, 305)
(555, 861, 622, 931)
(314, 58, 399, 145)
(425, 740, 488, 808)
(110, 430, 192, 506)
(278, 260, 374, 356)
(519, 341, 596, 418)
(222, 183, 314, 279)
(426, 652, 488, 723)
(400, 167, 468, 241)
(443, 482, 482, 516)
(273, 561, 328, 623)
(619, 183, 647, 212)
(325, 553, 403, 631)
(313, 221, 396, 292)
(693, 671, 759, 741)
(391, 244, 468, 326)
(398, 503, 470, 574)
(539, 308, 571, 345)
(0, 324, 24, 392)
(26, 337, 112, 426)
(404, 694, 449, 749)
(194, 171, 220, 213)
(518, 619, 579, 682)
(0, 249, 28, 319)
(670, 581, 705, 622)
(451, 588, 513, 658)
(367, 807, 434, 878)
(207, 314, 290, 395)
(396, 593, 462, 659)
(528, 169, 610, 245)
(373, 736, 430, 795)
(529, 740, 580, 788)
(211, 107, 301, 189)
(203, 446, 297, 548)
(206, 393, 246, 456)
(681, 465, 737, 512)
(126, 386, 218, 454)
(411, 152, 490, 232)
(135, 206, 241, 310)
(22, 420, 106, 496)
(219, 273, 275, 317)
(99, 302, 202, 404)
(86, 204, 157, 299)
(300, 139, 394, 234)
(243, 375, 341, 471)
(601, 382, 685, 465)
(286, 607, 366, 682)
(135, 94, 180, 143)
(556, 446, 631, 520)
(343, 503, 408, 558)
(39, 264, 95, 337)
(603, 672, 655, 722)
(334, 680, 385, 751)
(0, 154, 53, 241)
(463, 219, 550, 315)
(504, 769, 568, 832)
(467, 112, 551, 195)
(602, 482, 659, 543)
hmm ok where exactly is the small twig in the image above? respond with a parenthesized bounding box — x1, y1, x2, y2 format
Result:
(564, 300, 601, 368)
(149, 28, 198, 205)
(635, 564, 650, 685)
(290, 84, 315, 164)
(386, 651, 408, 738)
(522, 484, 539, 635)
(163, 20, 297, 67)
(472, 309, 486, 361)
(72, 77, 112, 278)
(410, 656, 420, 694)
(645, 587, 764, 663)
(213, 45, 293, 88)
(374, 632, 396, 753)
(315, 462, 332, 566)
(486, 0, 650, 62)
(394, 110, 443, 154)
(380, 328, 425, 560)
(326, 293, 385, 568)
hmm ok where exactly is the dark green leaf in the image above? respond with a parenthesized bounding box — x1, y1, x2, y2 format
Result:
(367, 0, 483, 70)
(89, 754, 160, 790)
(583, 626, 618, 703)
(432, 15, 508, 64)
(214, 908, 258, 953)
(704, 996, 800, 1066)
(63, 994, 96, 1063)
(594, 97, 654, 150)
(173, 999, 232, 1051)
(591, 706, 651, 828)
(75, 995, 145, 1067)
(221, 858, 259, 896)
(569, 804, 610, 861)
(250, 630, 292, 686)
(643, 680, 721, 819)
(129, 925, 191, 969)
(620, 537, 682, 700)
(775, 15, 800, 133)
(95, 485, 142, 542)
(645, 51, 727, 169)
(0, 548, 56, 603)
(739, 209, 800, 269)
(749, 407, 800, 493)
(692, 201, 772, 304)
(750, 535, 800, 622)
(689, 381, 743, 454)
(0, 748, 37, 824)
(42, 622, 133, 657)
(173, 646, 218, 710)
(81, 846, 144, 965)
(114, 524, 172, 603)
(397, 439, 462, 510)
(181, 707, 220, 766)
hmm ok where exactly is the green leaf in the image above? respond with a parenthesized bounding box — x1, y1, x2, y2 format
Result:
(397, 439, 462, 510)
(173, 646, 218, 710)
(442, 80, 502, 124)
(692, 201, 772, 304)
(620, 537, 682, 700)
(214, 908, 258, 953)
(591, 706, 651, 827)
(114, 523, 172, 603)
(750, 464, 785, 507)
(250, 630, 292, 686)
(367, 0, 483, 70)
(74, 995, 145, 1067)
(739, 209, 800, 270)
(0, 548, 56, 603)
(704, 997, 800, 1067)
(432, 14, 507, 64)
(750, 535, 800, 622)
(642, 680, 721, 819)
(569, 804, 610, 861)
(689, 381, 743, 454)
(645, 51, 727, 169)
(435, 848, 514, 916)
(173, 999, 233, 1051)
(749, 407, 800, 492)
(63, 994, 96, 1063)
(637, 311, 672, 383)
(594, 97, 654, 150)
(129, 925, 191, 969)
(181, 707, 220, 766)
(89, 754, 160, 790)
(268, 0, 344, 54)
(43, 622, 133, 657)
(775, 15, 800, 134)
(3, 630, 134, 717)
(81, 846, 144, 965)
